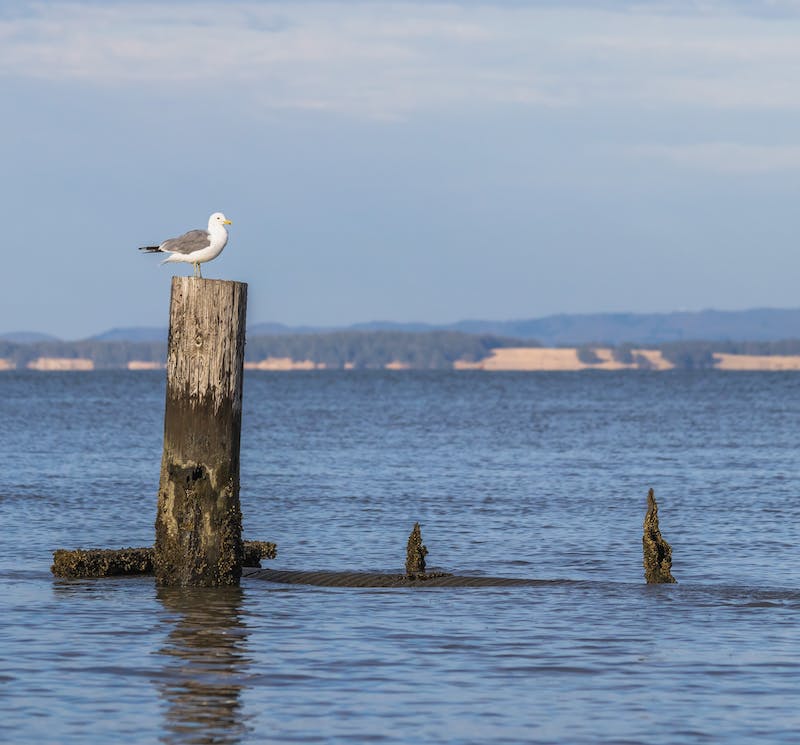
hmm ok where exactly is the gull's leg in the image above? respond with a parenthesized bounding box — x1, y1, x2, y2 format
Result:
(198, 264, 203, 279)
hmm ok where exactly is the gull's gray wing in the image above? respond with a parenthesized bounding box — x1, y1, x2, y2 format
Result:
(160, 229, 211, 254)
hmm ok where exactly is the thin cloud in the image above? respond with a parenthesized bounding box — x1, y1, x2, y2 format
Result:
(631, 143, 800, 172)
(3, 2, 800, 117)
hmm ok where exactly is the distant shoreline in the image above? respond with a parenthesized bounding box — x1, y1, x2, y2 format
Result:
(5, 348, 800, 372)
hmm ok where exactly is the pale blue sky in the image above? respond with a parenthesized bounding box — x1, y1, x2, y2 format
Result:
(3, 0, 800, 338)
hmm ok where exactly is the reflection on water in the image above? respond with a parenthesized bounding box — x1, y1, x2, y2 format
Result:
(155, 587, 252, 745)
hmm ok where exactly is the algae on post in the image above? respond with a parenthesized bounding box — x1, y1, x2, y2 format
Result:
(51, 540, 276, 578)
(643, 489, 677, 584)
(405, 522, 428, 576)
(51, 547, 153, 578)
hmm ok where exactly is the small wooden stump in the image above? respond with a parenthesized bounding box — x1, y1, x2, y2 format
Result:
(643, 488, 677, 584)
(403, 522, 451, 580)
(405, 522, 428, 576)
(154, 277, 248, 587)
(244, 541, 278, 564)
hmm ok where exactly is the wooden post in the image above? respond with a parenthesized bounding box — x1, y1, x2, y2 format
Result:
(642, 488, 677, 584)
(154, 277, 247, 587)
(405, 522, 428, 576)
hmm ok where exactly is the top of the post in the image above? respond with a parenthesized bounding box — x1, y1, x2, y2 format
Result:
(171, 276, 248, 291)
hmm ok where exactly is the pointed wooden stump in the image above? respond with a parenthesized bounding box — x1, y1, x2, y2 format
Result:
(154, 277, 248, 587)
(643, 488, 677, 584)
(405, 522, 428, 576)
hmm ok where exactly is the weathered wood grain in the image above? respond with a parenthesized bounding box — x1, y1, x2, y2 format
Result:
(154, 277, 248, 587)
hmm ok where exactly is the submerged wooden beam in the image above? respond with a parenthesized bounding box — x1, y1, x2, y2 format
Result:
(52, 547, 152, 578)
(243, 568, 550, 587)
(155, 277, 248, 587)
(643, 488, 677, 584)
(51, 541, 276, 579)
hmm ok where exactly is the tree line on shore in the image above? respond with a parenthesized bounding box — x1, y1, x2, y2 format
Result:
(4, 332, 800, 370)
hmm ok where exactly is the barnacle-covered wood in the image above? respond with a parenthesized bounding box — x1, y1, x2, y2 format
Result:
(51, 541, 276, 578)
(405, 522, 428, 576)
(154, 277, 248, 587)
(402, 521, 450, 580)
(244, 540, 277, 562)
(643, 488, 677, 584)
(51, 547, 153, 578)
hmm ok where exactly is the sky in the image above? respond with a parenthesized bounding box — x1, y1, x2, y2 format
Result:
(4, 0, 800, 339)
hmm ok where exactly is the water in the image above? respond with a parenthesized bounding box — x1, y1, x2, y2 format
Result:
(1, 371, 799, 744)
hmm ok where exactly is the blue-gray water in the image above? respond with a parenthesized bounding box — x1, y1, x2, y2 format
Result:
(1, 371, 799, 744)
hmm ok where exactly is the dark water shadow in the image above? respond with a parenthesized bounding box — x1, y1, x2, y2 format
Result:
(154, 586, 253, 745)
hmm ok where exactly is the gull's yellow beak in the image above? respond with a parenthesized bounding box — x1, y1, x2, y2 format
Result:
(224, 219, 233, 225)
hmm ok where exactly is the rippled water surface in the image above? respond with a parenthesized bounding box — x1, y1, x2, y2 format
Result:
(1, 371, 799, 743)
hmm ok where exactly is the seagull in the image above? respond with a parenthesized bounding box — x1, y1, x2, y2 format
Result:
(139, 212, 232, 278)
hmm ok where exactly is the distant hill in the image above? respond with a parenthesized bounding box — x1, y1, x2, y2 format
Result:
(348, 320, 440, 333)
(311, 308, 800, 344)
(339, 308, 800, 344)
(448, 308, 800, 345)
(248, 322, 328, 336)
(89, 327, 167, 342)
(13, 307, 800, 345)
(258, 308, 800, 345)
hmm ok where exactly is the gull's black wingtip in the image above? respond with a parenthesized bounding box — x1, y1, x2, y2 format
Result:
(139, 246, 162, 253)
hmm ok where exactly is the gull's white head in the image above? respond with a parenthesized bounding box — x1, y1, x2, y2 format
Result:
(209, 212, 232, 229)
